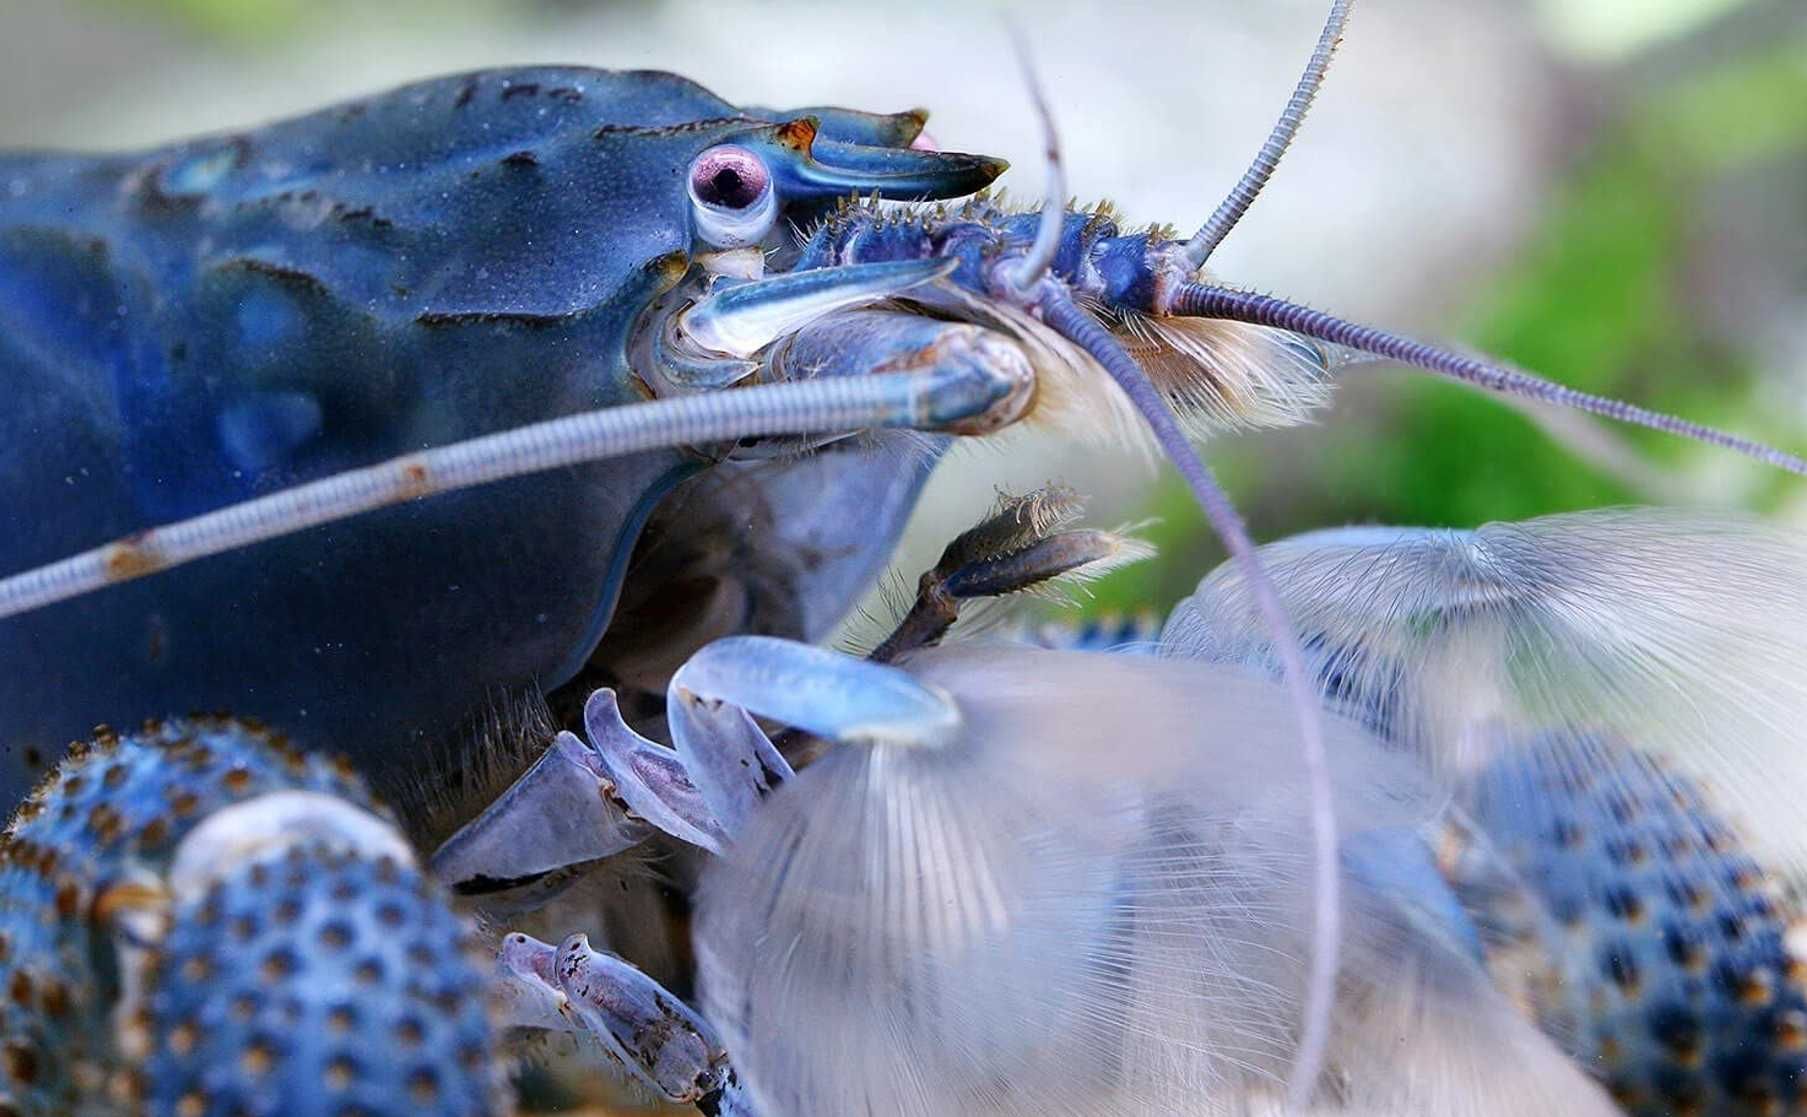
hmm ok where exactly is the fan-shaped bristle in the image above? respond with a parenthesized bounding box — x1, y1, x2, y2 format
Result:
(1118, 312, 1334, 435)
(1164, 509, 1807, 873)
(1165, 509, 1807, 1113)
(696, 647, 1602, 1115)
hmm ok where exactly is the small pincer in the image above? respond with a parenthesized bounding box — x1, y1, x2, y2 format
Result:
(557, 933, 732, 1104)
(872, 485, 1153, 662)
(496, 930, 737, 1108)
(581, 687, 731, 854)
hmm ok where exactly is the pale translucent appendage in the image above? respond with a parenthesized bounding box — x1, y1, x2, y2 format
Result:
(581, 643, 956, 854)
(453, 499, 1156, 1111)
(434, 485, 1129, 881)
(581, 687, 731, 854)
(428, 730, 649, 892)
(1163, 508, 1807, 1112)
(665, 689, 791, 843)
(1162, 508, 1807, 870)
(694, 646, 1620, 1116)
(494, 931, 760, 1115)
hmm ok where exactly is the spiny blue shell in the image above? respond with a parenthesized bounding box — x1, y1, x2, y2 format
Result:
(4, 718, 378, 863)
(1472, 739, 1807, 1116)
(0, 719, 501, 1117)
(1, 719, 370, 1115)
(0, 836, 82, 1117)
(143, 845, 504, 1117)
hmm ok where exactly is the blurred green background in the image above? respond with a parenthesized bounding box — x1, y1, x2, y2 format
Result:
(5, 0, 1804, 627)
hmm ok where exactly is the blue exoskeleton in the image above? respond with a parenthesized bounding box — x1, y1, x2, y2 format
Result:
(0, 717, 508, 1117)
(0, 67, 1008, 802)
(3, 0, 1806, 1114)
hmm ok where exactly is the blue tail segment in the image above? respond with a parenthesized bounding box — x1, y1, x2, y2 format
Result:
(1471, 736, 1807, 1116)
(0, 719, 506, 1117)
(144, 847, 504, 1117)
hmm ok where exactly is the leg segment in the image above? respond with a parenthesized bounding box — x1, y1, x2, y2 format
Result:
(869, 485, 1151, 663)
(494, 931, 760, 1116)
(428, 729, 649, 894)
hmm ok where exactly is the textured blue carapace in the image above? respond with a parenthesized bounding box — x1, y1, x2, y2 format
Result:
(0, 68, 996, 805)
(145, 846, 504, 1117)
(0, 717, 505, 1116)
(1471, 737, 1807, 1116)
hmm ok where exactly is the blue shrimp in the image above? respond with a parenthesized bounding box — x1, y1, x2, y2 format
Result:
(0, 3, 1803, 1115)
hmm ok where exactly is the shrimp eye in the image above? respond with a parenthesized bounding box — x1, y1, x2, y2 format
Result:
(691, 145, 768, 208)
(688, 145, 777, 248)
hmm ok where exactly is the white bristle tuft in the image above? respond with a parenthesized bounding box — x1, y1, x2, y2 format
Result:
(1119, 312, 1334, 435)
(1164, 508, 1807, 876)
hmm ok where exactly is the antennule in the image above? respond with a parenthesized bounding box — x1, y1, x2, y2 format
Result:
(1035, 280, 1342, 1109)
(1003, 20, 1066, 297)
(1170, 282, 1807, 476)
(1181, 0, 1355, 271)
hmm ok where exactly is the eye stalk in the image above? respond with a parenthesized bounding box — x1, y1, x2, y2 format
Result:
(688, 144, 777, 248)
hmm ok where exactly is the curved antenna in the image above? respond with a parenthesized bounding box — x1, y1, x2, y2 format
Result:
(1180, 0, 1355, 271)
(997, 27, 1343, 1093)
(0, 373, 966, 621)
(1170, 282, 1807, 476)
(1035, 281, 1342, 1110)
(1004, 20, 1067, 297)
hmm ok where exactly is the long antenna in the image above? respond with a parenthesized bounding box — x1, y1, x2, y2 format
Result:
(0, 373, 974, 620)
(1004, 25, 1344, 1101)
(1003, 19, 1067, 297)
(1181, 0, 1355, 270)
(1170, 283, 1807, 476)
(1036, 286, 1342, 1109)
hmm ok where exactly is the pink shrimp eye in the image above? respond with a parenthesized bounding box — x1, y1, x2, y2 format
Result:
(689, 146, 770, 210)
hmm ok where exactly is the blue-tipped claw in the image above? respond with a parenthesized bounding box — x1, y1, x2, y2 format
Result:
(743, 119, 1004, 202)
(675, 636, 961, 749)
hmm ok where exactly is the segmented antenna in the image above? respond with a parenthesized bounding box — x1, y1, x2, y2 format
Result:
(1036, 284, 1342, 1110)
(1170, 283, 1807, 476)
(1181, 0, 1354, 270)
(0, 374, 963, 620)
(1004, 19, 1066, 297)
(1004, 24, 1343, 1102)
